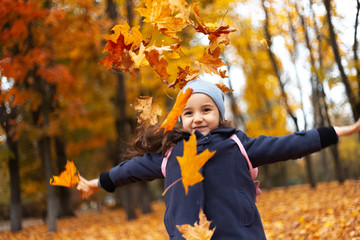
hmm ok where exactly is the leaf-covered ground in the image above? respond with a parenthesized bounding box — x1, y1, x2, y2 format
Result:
(1, 180, 359, 240)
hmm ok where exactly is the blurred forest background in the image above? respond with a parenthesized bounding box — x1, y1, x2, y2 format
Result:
(1, 0, 360, 234)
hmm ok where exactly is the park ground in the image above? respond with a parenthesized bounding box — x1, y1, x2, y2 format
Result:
(0, 180, 359, 240)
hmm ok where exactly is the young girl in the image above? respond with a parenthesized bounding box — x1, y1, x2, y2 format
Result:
(78, 79, 360, 240)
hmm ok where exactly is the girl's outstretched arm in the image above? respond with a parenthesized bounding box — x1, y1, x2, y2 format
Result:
(77, 175, 100, 199)
(334, 119, 360, 137)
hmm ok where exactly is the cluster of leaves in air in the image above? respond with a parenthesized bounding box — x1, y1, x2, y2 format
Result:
(100, 1, 236, 89)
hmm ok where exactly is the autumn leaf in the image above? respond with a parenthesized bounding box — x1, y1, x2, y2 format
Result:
(167, 66, 200, 90)
(177, 134, 216, 194)
(132, 96, 162, 125)
(215, 82, 233, 93)
(50, 160, 79, 188)
(159, 87, 193, 132)
(100, 34, 136, 79)
(136, 0, 191, 40)
(106, 22, 144, 50)
(192, 2, 236, 53)
(100, 22, 144, 80)
(177, 209, 215, 240)
(197, 47, 226, 77)
(129, 42, 149, 68)
(260, 38, 270, 49)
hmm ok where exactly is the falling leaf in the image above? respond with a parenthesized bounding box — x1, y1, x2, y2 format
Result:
(136, 0, 191, 40)
(99, 34, 136, 80)
(177, 134, 216, 194)
(106, 22, 144, 50)
(177, 209, 215, 240)
(132, 96, 162, 125)
(129, 42, 149, 68)
(145, 46, 170, 79)
(260, 38, 269, 49)
(50, 160, 79, 188)
(167, 66, 200, 90)
(197, 47, 225, 77)
(192, 2, 236, 52)
(215, 82, 233, 93)
(159, 87, 193, 132)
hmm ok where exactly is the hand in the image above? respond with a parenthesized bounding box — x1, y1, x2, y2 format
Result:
(334, 118, 360, 137)
(77, 175, 100, 199)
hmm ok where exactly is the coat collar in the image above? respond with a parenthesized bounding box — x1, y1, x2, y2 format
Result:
(194, 126, 237, 139)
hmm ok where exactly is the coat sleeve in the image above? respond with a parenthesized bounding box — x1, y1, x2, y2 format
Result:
(238, 128, 336, 168)
(99, 152, 164, 192)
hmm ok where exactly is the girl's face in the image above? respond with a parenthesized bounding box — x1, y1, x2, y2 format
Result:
(181, 93, 220, 136)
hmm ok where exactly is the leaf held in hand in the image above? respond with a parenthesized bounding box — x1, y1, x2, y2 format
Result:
(50, 160, 79, 188)
(159, 87, 193, 132)
(177, 209, 215, 240)
(177, 134, 216, 194)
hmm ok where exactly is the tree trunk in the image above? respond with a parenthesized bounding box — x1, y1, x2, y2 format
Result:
(40, 92, 57, 231)
(262, 0, 295, 187)
(55, 137, 75, 218)
(324, 0, 360, 121)
(140, 181, 152, 214)
(0, 106, 23, 232)
(286, 0, 316, 188)
(8, 141, 22, 232)
(353, 0, 360, 141)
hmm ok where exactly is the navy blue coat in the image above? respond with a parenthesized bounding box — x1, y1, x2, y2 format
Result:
(101, 126, 335, 239)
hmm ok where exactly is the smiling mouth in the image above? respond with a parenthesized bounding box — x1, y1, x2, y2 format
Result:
(193, 126, 206, 131)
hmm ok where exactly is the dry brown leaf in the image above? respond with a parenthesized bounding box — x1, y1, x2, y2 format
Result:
(167, 66, 200, 90)
(215, 82, 233, 93)
(132, 96, 162, 125)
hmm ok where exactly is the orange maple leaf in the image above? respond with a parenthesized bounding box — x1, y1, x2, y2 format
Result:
(137, 0, 191, 40)
(167, 66, 200, 90)
(145, 47, 170, 79)
(132, 96, 162, 125)
(50, 160, 79, 188)
(192, 2, 236, 52)
(106, 22, 144, 50)
(177, 209, 215, 240)
(144, 44, 181, 80)
(159, 88, 193, 133)
(197, 47, 226, 77)
(177, 134, 216, 194)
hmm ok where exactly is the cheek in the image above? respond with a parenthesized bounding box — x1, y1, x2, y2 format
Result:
(181, 118, 192, 129)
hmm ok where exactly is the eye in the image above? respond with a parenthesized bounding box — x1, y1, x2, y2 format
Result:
(183, 110, 192, 116)
(203, 107, 212, 113)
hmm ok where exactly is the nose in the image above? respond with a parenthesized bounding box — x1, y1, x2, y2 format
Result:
(193, 112, 203, 123)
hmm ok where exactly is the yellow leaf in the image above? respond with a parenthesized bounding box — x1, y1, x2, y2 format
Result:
(107, 22, 144, 50)
(177, 134, 216, 194)
(129, 42, 149, 68)
(177, 209, 215, 240)
(50, 160, 79, 188)
(349, 210, 359, 217)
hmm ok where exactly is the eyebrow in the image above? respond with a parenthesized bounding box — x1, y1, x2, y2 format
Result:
(183, 103, 215, 110)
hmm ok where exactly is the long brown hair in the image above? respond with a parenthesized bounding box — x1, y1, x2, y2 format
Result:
(126, 119, 234, 159)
